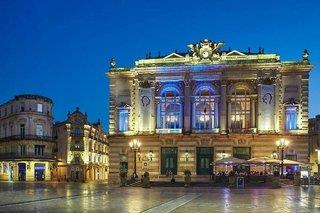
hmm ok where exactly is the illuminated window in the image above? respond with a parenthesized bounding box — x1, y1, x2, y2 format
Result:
(37, 103, 43, 113)
(285, 106, 298, 130)
(230, 87, 251, 129)
(192, 86, 217, 130)
(118, 109, 129, 132)
(157, 87, 182, 129)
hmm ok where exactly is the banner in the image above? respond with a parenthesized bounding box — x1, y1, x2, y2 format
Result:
(139, 88, 153, 132)
(259, 85, 275, 131)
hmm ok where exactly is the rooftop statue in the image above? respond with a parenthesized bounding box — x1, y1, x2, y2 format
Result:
(188, 39, 224, 62)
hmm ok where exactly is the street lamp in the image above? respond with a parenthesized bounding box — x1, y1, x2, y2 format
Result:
(316, 149, 320, 174)
(129, 139, 141, 178)
(185, 150, 189, 162)
(148, 150, 153, 161)
(276, 138, 289, 177)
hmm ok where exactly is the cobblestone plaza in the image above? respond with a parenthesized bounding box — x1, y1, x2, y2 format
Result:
(0, 182, 319, 212)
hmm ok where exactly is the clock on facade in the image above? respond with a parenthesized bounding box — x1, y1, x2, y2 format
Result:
(199, 47, 212, 59)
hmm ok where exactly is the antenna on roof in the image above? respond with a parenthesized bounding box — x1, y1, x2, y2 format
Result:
(148, 52, 151, 58)
(248, 47, 251, 53)
(258, 47, 262, 54)
(228, 47, 231, 52)
(158, 51, 161, 57)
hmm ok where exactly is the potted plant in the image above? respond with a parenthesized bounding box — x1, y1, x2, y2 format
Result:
(184, 169, 191, 187)
(272, 171, 281, 188)
(294, 171, 301, 186)
(228, 171, 236, 187)
(119, 172, 127, 187)
(142, 171, 151, 188)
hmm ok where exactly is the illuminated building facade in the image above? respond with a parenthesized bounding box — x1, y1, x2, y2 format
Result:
(54, 108, 109, 181)
(107, 39, 313, 183)
(309, 116, 320, 175)
(0, 95, 55, 181)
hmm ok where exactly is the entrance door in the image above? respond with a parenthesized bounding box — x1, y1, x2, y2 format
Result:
(197, 147, 213, 175)
(161, 147, 178, 175)
(18, 163, 26, 181)
(34, 163, 45, 181)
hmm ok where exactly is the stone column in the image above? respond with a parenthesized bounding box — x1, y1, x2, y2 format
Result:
(184, 77, 191, 133)
(251, 99, 256, 128)
(220, 81, 227, 133)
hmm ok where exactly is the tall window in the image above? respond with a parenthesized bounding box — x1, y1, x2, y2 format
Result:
(285, 106, 298, 130)
(20, 145, 26, 155)
(73, 127, 82, 136)
(118, 109, 129, 132)
(20, 102, 25, 112)
(36, 124, 43, 136)
(37, 103, 43, 113)
(193, 86, 217, 130)
(34, 145, 45, 156)
(20, 124, 25, 138)
(230, 87, 251, 129)
(157, 88, 182, 129)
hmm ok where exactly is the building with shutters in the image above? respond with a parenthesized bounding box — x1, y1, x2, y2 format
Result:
(0, 95, 56, 181)
(106, 39, 313, 184)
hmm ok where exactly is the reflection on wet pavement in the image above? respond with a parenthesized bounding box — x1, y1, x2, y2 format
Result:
(0, 182, 319, 212)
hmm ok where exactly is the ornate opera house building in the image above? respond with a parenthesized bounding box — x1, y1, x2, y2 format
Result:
(107, 39, 313, 183)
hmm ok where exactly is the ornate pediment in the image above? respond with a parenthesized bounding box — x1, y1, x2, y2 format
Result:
(188, 39, 224, 63)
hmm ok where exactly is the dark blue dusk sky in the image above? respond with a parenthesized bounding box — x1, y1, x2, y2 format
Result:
(0, 0, 319, 131)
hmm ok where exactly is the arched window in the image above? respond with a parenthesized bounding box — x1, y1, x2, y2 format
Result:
(230, 86, 252, 130)
(157, 86, 182, 130)
(192, 86, 218, 130)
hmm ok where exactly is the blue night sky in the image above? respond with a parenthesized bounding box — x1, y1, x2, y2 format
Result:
(0, 0, 319, 131)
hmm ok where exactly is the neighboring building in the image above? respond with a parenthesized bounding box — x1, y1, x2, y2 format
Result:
(309, 116, 320, 175)
(0, 94, 56, 181)
(54, 108, 109, 182)
(107, 39, 313, 184)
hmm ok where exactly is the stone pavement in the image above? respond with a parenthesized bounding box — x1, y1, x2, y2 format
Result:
(0, 182, 319, 212)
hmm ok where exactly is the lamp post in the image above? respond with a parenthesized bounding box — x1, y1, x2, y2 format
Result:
(129, 139, 141, 178)
(184, 150, 189, 169)
(316, 149, 320, 174)
(276, 138, 289, 178)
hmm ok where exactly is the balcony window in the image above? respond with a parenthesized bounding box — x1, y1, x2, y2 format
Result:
(230, 87, 251, 130)
(118, 109, 129, 132)
(20, 124, 25, 138)
(193, 86, 218, 130)
(285, 106, 298, 130)
(157, 87, 182, 129)
(36, 124, 43, 136)
(34, 145, 45, 156)
(233, 147, 251, 160)
(20, 145, 26, 155)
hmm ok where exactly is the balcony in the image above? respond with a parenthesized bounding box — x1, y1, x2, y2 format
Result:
(0, 135, 56, 143)
(70, 132, 84, 137)
(156, 128, 182, 134)
(228, 128, 256, 134)
(0, 152, 57, 161)
(192, 128, 220, 134)
(70, 144, 85, 151)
